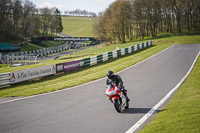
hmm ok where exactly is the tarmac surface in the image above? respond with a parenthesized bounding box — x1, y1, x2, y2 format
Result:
(0, 44, 200, 133)
(38, 46, 92, 60)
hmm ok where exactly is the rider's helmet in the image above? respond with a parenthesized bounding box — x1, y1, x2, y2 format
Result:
(107, 70, 114, 79)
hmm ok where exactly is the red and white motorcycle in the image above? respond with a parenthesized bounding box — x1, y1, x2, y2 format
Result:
(106, 84, 129, 113)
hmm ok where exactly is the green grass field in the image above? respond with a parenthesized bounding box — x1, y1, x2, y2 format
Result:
(62, 16, 94, 37)
(17, 16, 93, 52)
(20, 41, 65, 52)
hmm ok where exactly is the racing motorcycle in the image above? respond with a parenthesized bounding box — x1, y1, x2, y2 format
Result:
(105, 84, 129, 113)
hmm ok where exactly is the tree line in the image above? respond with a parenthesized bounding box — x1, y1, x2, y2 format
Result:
(0, 0, 63, 44)
(93, 0, 200, 43)
(64, 9, 97, 17)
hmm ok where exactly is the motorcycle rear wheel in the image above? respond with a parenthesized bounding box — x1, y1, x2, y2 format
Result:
(125, 101, 129, 109)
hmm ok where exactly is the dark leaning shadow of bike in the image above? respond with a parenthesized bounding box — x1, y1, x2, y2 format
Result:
(122, 108, 167, 114)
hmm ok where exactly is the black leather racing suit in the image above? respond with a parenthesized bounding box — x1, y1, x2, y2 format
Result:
(106, 75, 127, 97)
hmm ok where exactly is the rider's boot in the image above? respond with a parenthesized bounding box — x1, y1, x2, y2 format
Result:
(123, 90, 130, 102)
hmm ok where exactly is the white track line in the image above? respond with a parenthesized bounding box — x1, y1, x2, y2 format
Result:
(125, 51, 200, 133)
(0, 45, 173, 105)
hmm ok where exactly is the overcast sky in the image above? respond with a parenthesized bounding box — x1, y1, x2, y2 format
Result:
(31, 0, 116, 14)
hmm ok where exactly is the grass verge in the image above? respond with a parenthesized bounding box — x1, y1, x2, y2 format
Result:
(0, 35, 199, 97)
(20, 41, 65, 52)
(140, 53, 200, 133)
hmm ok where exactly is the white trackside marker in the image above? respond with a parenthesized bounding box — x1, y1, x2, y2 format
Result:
(125, 51, 200, 133)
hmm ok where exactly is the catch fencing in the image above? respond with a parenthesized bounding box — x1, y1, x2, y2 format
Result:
(0, 41, 152, 87)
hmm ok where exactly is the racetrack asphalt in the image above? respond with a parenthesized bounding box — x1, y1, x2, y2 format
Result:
(0, 44, 200, 133)
(38, 45, 92, 60)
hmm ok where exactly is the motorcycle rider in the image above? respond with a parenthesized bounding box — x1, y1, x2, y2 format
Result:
(106, 70, 130, 102)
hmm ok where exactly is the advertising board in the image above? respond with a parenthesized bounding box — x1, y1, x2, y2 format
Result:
(10, 65, 56, 84)
(56, 60, 84, 73)
(31, 37, 96, 42)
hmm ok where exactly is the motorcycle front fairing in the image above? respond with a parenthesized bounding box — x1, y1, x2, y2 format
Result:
(105, 84, 129, 112)
(106, 84, 121, 100)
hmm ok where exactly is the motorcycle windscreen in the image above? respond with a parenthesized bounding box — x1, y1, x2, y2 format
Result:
(107, 84, 114, 90)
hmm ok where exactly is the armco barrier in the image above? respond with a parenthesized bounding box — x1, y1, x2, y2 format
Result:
(108, 52, 113, 60)
(0, 73, 10, 87)
(113, 50, 117, 58)
(83, 58, 90, 67)
(80, 41, 152, 67)
(97, 54, 103, 63)
(103, 53, 108, 62)
(0, 41, 152, 87)
(0, 42, 71, 62)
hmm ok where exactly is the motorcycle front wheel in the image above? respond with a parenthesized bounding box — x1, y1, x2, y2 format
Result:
(113, 99, 122, 113)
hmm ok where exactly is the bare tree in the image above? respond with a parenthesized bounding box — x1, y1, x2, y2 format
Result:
(0, 0, 64, 44)
(93, 0, 200, 43)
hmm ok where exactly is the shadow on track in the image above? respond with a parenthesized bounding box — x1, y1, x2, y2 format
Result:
(122, 108, 167, 114)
